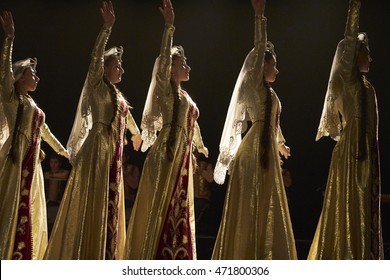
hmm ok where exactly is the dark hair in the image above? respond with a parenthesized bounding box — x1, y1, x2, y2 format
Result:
(103, 55, 121, 133)
(166, 54, 182, 161)
(260, 50, 275, 169)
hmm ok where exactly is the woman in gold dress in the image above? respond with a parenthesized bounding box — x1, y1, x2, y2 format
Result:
(44, 1, 141, 260)
(125, 0, 208, 260)
(212, 0, 297, 260)
(308, 0, 383, 259)
(0, 11, 68, 260)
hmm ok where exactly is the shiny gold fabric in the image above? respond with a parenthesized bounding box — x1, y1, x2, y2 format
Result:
(0, 35, 67, 260)
(212, 16, 297, 260)
(308, 0, 383, 260)
(44, 27, 140, 260)
(125, 24, 205, 259)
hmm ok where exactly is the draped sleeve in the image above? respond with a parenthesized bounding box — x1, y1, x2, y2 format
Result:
(126, 110, 140, 136)
(277, 126, 286, 145)
(316, 0, 361, 141)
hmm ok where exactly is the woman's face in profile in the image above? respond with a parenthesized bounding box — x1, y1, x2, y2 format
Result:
(263, 56, 278, 83)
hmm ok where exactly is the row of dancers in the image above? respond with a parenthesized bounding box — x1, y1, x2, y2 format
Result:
(0, 0, 383, 260)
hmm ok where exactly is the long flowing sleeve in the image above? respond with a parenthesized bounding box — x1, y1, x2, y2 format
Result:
(41, 124, 67, 154)
(193, 121, 205, 150)
(126, 111, 140, 136)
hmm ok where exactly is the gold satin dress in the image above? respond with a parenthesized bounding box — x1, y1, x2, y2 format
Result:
(125, 24, 206, 260)
(0, 35, 67, 260)
(44, 27, 140, 260)
(212, 16, 297, 260)
(308, 0, 383, 260)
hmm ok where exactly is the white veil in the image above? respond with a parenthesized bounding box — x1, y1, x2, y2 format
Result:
(316, 32, 368, 141)
(66, 46, 123, 164)
(140, 57, 163, 152)
(213, 49, 257, 185)
(140, 46, 184, 152)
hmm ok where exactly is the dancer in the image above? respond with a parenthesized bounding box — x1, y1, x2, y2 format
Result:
(308, 0, 383, 259)
(125, 0, 208, 260)
(212, 0, 297, 259)
(0, 11, 68, 260)
(44, 1, 141, 259)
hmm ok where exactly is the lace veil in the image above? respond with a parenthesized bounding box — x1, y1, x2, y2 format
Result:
(140, 46, 185, 152)
(213, 49, 255, 185)
(66, 46, 123, 164)
(316, 32, 368, 141)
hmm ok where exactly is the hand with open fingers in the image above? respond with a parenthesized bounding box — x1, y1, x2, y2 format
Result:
(100, 1, 115, 29)
(0, 10, 15, 36)
(158, 0, 174, 25)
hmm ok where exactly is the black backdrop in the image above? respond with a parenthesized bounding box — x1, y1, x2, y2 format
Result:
(1, 0, 389, 258)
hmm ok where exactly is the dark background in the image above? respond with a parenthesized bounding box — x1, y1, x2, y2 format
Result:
(1, 0, 389, 259)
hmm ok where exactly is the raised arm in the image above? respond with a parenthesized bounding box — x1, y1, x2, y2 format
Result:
(155, 0, 175, 91)
(88, 1, 115, 83)
(249, 0, 267, 84)
(193, 121, 209, 158)
(0, 11, 15, 102)
(340, 0, 361, 78)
